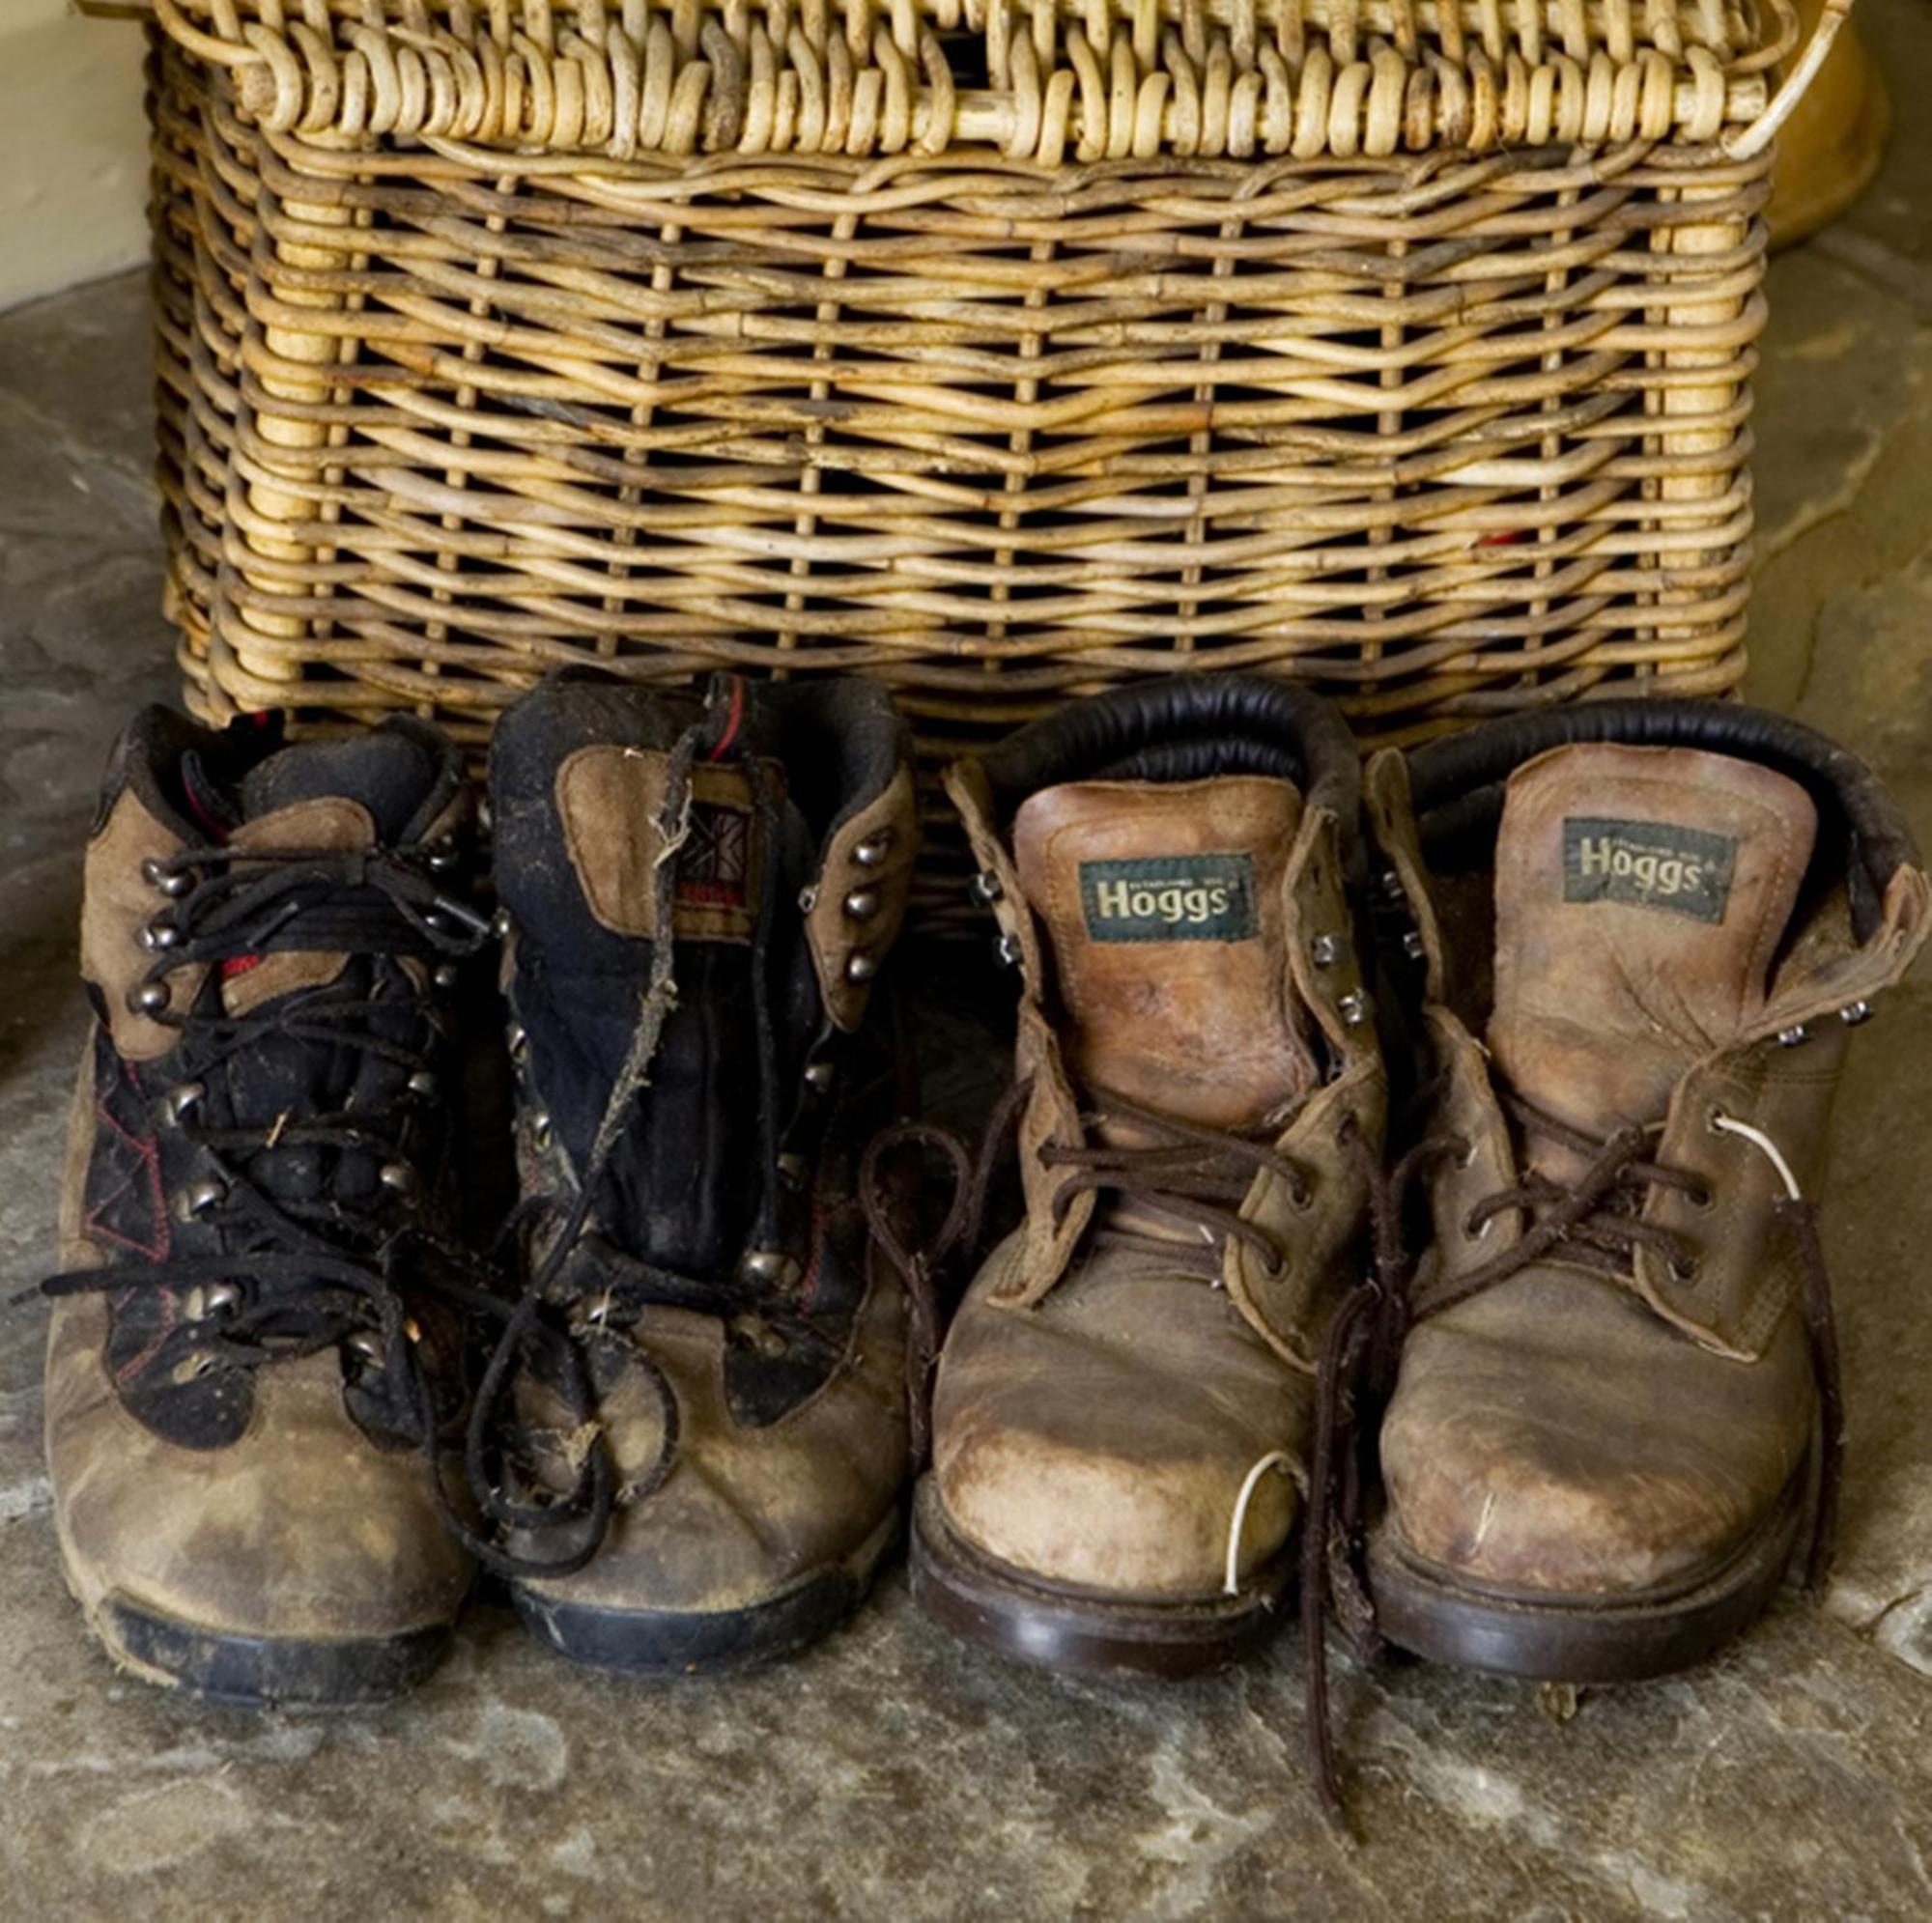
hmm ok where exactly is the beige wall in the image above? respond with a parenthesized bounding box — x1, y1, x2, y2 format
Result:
(0, 1, 150, 312)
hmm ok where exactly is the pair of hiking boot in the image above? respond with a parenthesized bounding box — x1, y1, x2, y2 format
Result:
(39, 672, 1925, 1813)
(903, 679, 1925, 1815)
(43, 675, 920, 1700)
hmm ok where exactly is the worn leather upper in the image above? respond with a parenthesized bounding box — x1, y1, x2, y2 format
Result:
(930, 676, 1383, 1599)
(492, 673, 919, 1612)
(51, 711, 477, 1648)
(1371, 701, 1929, 1598)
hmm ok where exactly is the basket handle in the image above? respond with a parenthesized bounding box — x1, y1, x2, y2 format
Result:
(1724, 0, 1858, 160)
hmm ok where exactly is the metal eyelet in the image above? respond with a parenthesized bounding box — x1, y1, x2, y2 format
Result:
(1456, 1139, 1478, 1172)
(426, 839, 460, 874)
(171, 1178, 226, 1223)
(491, 907, 513, 941)
(142, 857, 193, 899)
(432, 963, 461, 991)
(742, 1248, 789, 1285)
(171, 1351, 217, 1385)
(1776, 1025, 1809, 1048)
(1401, 929, 1428, 962)
(845, 950, 878, 983)
(778, 1151, 809, 1189)
(995, 931, 1022, 969)
(1310, 933, 1345, 967)
(1840, 1001, 1873, 1027)
(843, 890, 879, 921)
(1337, 990, 1370, 1028)
(731, 1314, 790, 1359)
(379, 1162, 420, 1197)
(971, 870, 1003, 906)
(157, 1081, 205, 1128)
(344, 1329, 384, 1366)
(529, 1112, 553, 1150)
(185, 1280, 241, 1322)
(128, 980, 171, 1016)
(1690, 1183, 1716, 1213)
(137, 916, 183, 953)
(406, 1070, 438, 1100)
(797, 885, 820, 915)
(1463, 1211, 1492, 1242)
(853, 832, 893, 868)
(506, 1024, 528, 1062)
(803, 1061, 836, 1095)
(1669, 1255, 1701, 1285)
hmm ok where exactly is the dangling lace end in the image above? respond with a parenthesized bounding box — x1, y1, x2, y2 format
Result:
(1298, 1275, 1386, 1845)
(1300, 1551, 1363, 1847)
(1223, 1451, 1293, 1598)
(860, 1120, 979, 1473)
(1776, 1193, 1842, 1597)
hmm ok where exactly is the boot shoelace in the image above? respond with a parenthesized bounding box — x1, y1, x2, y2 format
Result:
(1300, 1082, 1846, 1834)
(860, 1073, 1321, 1469)
(34, 837, 501, 1458)
(1037, 1085, 1316, 1272)
(462, 694, 806, 1581)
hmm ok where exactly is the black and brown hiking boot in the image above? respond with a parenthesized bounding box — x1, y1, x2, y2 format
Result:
(42, 707, 490, 1705)
(477, 671, 920, 1672)
(1358, 701, 1928, 1683)
(910, 677, 1385, 1678)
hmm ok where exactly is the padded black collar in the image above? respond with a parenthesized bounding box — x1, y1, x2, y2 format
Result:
(972, 674, 1360, 862)
(1403, 699, 1921, 945)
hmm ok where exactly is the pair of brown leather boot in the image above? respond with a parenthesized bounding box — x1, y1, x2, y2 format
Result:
(903, 679, 1926, 1813)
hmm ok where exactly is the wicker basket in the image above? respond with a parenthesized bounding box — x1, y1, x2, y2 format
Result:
(94, 0, 1848, 871)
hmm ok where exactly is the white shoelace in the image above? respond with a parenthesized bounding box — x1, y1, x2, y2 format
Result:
(1710, 1111, 1804, 1202)
(1224, 1450, 1293, 1597)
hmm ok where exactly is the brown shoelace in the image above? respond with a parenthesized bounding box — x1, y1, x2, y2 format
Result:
(1301, 1082, 1847, 1833)
(861, 1075, 1320, 1463)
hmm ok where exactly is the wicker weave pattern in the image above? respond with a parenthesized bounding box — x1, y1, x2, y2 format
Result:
(151, 31, 1768, 782)
(139, 0, 1800, 160)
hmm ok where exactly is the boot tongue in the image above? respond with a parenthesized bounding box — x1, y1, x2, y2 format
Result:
(238, 728, 440, 842)
(1012, 775, 1318, 1129)
(219, 729, 443, 1016)
(1489, 743, 1817, 1170)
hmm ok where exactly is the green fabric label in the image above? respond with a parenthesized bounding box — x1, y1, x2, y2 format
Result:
(1562, 816, 1737, 923)
(1078, 853, 1259, 943)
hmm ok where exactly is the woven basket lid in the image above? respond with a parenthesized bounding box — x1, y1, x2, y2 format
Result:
(98, 0, 1850, 163)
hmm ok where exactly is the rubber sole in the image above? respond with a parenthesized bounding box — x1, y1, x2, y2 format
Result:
(510, 1503, 900, 1676)
(909, 1478, 1291, 1681)
(1366, 1472, 1808, 1684)
(94, 1594, 453, 1709)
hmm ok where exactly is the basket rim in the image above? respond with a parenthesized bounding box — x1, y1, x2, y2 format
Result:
(88, 0, 1842, 163)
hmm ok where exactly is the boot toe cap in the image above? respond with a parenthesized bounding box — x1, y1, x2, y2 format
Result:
(929, 1256, 1309, 1600)
(1379, 1305, 1806, 1598)
(514, 1293, 909, 1622)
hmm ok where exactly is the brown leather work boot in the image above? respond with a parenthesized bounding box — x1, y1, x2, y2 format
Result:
(476, 672, 919, 1672)
(1362, 701, 1928, 1682)
(911, 677, 1383, 1676)
(41, 708, 487, 1704)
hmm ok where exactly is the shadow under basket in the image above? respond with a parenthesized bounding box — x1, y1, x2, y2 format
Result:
(105, 0, 1850, 918)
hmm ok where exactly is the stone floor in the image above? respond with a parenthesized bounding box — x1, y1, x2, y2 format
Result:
(6, 13, 1932, 1917)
